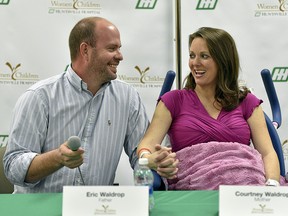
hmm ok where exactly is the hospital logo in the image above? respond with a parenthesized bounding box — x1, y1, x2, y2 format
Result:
(118, 65, 165, 88)
(0, 61, 39, 85)
(95, 205, 116, 215)
(136, 0, 157, 9)
(48, 0, 101, 14)
(251, 204, 273, 214)
(271, 67, 288, 82)
(196, 0, 218, 10)
(0, 0, 10, 5)
(135, 66, 150, 84)
(255, 0, 288, 17)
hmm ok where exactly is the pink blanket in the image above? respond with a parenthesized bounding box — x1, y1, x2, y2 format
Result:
(168, 141, 287, 190)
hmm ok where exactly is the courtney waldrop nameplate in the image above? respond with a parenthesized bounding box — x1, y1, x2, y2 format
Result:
(62, 186, 149, 216)
(219, 185, 288, 216)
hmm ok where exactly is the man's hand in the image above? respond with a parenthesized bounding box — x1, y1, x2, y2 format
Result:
(145, 144, 178, 179)
(59, 143, 84, 169)
(25, 142, 85, 183)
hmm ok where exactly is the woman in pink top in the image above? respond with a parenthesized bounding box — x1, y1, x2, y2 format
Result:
(137, 27, 281, 189)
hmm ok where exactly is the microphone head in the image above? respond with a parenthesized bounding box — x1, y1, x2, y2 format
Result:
(67, 136, 81, 151)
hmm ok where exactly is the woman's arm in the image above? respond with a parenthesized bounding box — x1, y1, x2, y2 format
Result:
(137, 101, 178, 179)
(248, 105, 280, 183)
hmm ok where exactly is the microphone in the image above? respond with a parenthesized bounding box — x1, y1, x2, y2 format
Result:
(67, 136, 81, 151)
(67, 136, 85, 185)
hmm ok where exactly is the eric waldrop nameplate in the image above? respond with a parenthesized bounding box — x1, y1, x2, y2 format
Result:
(62, 186, 149, 216)
(219, 185, 288, 216)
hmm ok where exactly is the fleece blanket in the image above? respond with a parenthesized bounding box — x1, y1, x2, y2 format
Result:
(168, 141, 287, 190)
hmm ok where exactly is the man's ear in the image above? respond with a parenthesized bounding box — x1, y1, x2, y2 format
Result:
(79, 42, 89, 60)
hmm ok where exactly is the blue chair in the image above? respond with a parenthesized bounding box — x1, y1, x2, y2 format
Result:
(152, 70, 176, 190)
(261, 69, 285, 176)
(158, 70, 177, 99)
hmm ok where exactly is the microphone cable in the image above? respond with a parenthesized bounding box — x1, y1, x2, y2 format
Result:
(78, 167, 85, 185)
(67, 136, 86, 185)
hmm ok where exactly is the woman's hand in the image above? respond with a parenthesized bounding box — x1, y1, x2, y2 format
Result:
(145, 144, 178, 179)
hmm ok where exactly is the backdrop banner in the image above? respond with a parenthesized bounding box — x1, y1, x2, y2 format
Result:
(0, 0, 174, 185)
(2, 0, 287, 185)
(180, 0, 288, 173)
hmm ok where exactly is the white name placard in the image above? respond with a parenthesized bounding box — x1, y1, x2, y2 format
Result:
(62, 186, 149, 216)
(219, 185, 288, 216)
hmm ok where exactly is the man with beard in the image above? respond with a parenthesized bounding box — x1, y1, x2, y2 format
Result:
(4, 17, 150, 193)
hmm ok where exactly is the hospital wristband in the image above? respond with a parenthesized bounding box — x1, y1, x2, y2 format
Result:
(137, 148, 152, 158)
(265, 179, 280, 186)
(139, 151, 151, 158)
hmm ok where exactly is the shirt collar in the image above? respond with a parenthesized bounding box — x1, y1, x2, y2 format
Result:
(66, 64, 111, 95)
(66, 64, 87, 92)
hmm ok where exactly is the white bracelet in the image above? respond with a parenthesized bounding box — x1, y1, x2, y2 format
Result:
(265, 179, 280, 186)
(139, 151, 151, 158)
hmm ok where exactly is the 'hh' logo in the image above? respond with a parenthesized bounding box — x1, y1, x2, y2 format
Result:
(0, 0, 10, 5)
(271, 67, 288, 82)
(136, 0, 157, 9)
(0, 135, 9, 147)
(196, 0, 218, 10)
